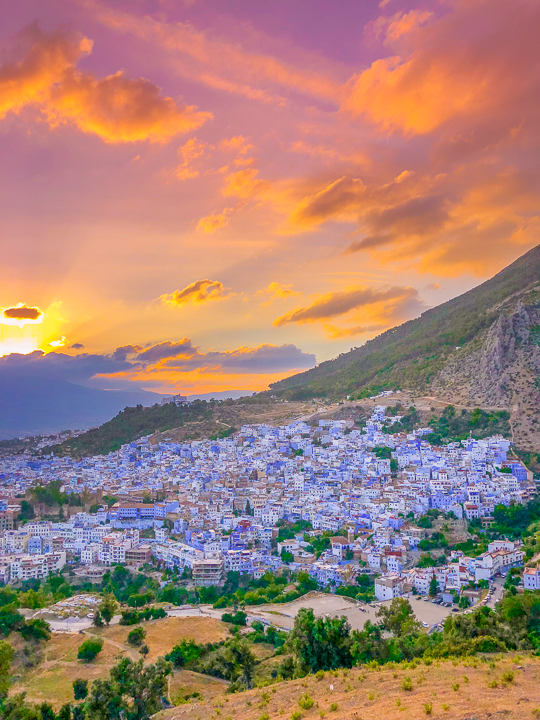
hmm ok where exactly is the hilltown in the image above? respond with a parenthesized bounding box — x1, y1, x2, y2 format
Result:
(0, 406, 531, 601)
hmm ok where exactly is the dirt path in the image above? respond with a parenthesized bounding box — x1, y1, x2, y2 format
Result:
(83, 629, 140, 661)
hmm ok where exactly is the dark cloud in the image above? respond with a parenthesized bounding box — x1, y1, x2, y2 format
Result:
(136, 339, 195, 364)
(3, 305, 43, 321)
(111, 345, 142, 361)
(70, 343, 84, 350)
(163, 343, 316, 374)
(0, 350, 131, 384)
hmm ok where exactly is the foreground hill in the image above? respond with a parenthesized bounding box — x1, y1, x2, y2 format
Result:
(157, 653, 540, 720)
(271, 244, 540, 450)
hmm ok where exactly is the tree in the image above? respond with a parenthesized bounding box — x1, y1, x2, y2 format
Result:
(139, 644, 149, 658)
(85, 657, 171, 720)
(78, 638, 103, 662)
(458, 595, 471, 610)
(73, 678, 88, 700)
(127, 627, 146, 647)
(0, 640, 14, 699)
(92, 611, 104, 628)
(288, 608, 353, 672)
(376, 598, 420, 638)
(19, 618, 51, 642)
(19, 500, 35, 521)
(429, 576, 439, 597)
(99, 594, 118, 626)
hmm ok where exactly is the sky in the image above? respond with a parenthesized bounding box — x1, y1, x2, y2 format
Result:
(1, 0, 539, 398)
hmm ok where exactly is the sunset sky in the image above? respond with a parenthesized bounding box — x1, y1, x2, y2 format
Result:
(1, 0, 539, 397)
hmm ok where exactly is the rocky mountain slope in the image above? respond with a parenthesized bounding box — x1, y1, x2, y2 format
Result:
(270, 245, 540, 450)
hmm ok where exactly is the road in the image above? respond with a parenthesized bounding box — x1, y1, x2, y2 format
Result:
(39, 578, 507, 634)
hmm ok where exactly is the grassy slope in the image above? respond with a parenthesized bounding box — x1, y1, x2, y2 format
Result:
(157, 653, 540, 720)
(270, 244, 540, 398)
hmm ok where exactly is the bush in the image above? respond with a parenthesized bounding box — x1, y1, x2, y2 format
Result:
(298, 694, 314, 710)
(291, 712, 303, 720)
(501, 670, 514, 684)
(127, 626, 146, 647)
(315, 670, 325, 681)
(401, 677, 413, 692)
(329, 703, 338, 712)
(424, 702, 433, 715)
(222, 611, 247, 626)
(73, 678, 88, 700)
(77, 638, 103, 662)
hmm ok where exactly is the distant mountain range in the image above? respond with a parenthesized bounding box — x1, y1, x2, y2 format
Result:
(0, 377, 160, 439)
(271, 244, 540, 450)
(0, 376, 255, 441)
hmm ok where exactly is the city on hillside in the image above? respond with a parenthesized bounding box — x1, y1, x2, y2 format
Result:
(0, 404, 533, 608)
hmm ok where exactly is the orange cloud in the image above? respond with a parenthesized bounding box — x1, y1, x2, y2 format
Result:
(259, 282, 302, 307)
(289, 177, 365, 229)
(222, 168, 270, 199)
(344, 0, 540, 135)
(0, 24, 211, 143)
(175, 137, 212, 180)
(196, 205, 242, 234)
(369, 9, 434, 45)
(159, 279, 231, 306)
(274, 285, 423, 326)
(84, 0, 343, 105)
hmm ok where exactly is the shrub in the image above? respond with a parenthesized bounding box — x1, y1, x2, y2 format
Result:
(424, 702, 433, 715)
(127, 626, 146, 647)
(401, 677, 413, 692)
(501, 670, 514, 684)
(73, 678, 88, 700)
(329, 703, 338, 712)
(488, 680, 498, 688)
(298, 694, 314, 710)
(221, 611, 247, 626)
(451, 683, 459, 691)
(77, 638, 103, 662)
(315, 670, 325, 681)
(291, 712, 303, 720)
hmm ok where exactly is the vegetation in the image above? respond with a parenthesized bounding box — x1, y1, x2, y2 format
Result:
(77, 638, 103, 662)
(48, 400, 213, 456)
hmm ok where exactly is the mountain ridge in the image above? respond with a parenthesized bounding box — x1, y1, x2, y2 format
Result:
(269, 244, 540, 449)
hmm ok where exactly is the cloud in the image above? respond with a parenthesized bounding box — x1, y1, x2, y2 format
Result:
(159, 279, 231, 307)
(196, 206, 238, 234)
(289, 177, 366, 229)
(162, 343, 316, 374)
(175, 137, 212, 180)
(343, 0, 540, 135)
(0, 340, 315, 389)
(323, 323, 387, 339)
(84, 0, 342, 105)
(368, 9, 434, 45)
(136, 339, 195, 365)
(274, 285, 423, 326)
(222, 168, 270, 199)
(0, 23, 211, 143)
(70, 343, 84, 350)
(2, 305, 43, 323)
(259, 282, 302, 307)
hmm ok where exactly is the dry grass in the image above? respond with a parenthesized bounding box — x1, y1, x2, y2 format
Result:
(9, 616, 228, 709)
(156, 655, 540, 720)
(93, 616, 229, 663)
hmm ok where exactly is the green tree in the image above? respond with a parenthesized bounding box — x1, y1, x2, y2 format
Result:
(288, 608, 353, 672)
(99, 594, 118, 626)
(78, 638, 103, 662)
(0, 640, 14, 699)
(19, 618, 51, 642)
(127, 627, 146, 647)
(92, 610, 104, 628)
(85, 657, 171, 720)
(73, 678, 88, 700)
(429, 576, 439, 597)
(376, 598, 420, 637)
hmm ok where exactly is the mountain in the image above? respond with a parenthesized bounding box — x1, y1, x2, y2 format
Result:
(271, 244, 540, 450)
(0, 377, 159, 439)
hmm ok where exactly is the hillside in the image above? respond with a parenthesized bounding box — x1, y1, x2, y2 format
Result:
(157, 654, 540, 720)
(47, 397, 314, 457)
(270, 244, 540, 449)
